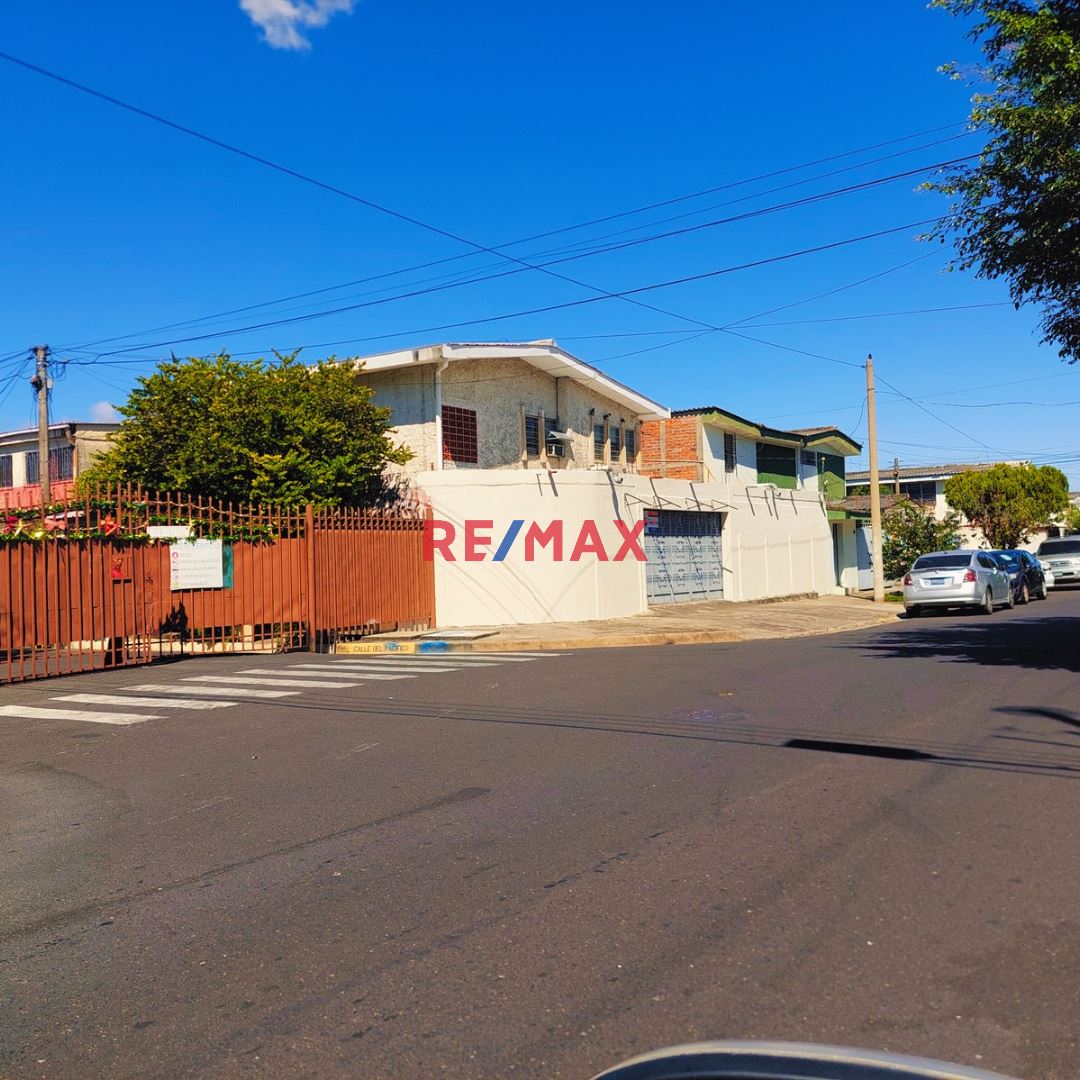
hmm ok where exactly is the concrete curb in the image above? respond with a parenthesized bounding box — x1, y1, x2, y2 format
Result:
(335, 612, 900, 654)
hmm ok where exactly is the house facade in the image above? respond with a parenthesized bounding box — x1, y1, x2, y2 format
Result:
(0, 422, 119, 509)
(844, 460, 1053, 552)
(639, 408, 867, 594)
(353, 341, 666, 475)
(351, 344, 865, 626)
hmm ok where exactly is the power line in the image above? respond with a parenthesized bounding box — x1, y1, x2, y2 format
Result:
(56, 153, 965, 361)
(739, 301, 1011, 328)
(64, 218, 937, 364)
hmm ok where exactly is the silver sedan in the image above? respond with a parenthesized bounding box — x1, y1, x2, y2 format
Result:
(903, 550, 1013, 617)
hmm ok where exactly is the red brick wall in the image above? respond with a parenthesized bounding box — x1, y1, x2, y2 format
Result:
(639, 416, 702, 480)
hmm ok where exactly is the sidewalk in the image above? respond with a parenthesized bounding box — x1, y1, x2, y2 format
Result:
(338, 594, 901, 654)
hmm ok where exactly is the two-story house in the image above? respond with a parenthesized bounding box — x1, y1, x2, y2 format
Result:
(350, 343, 866, 626)
(353, 340, 668, 475)
(0, 422, 119, 509)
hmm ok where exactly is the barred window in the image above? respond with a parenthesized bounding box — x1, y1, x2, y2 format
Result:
(593, 424, 606, 461)
(800, 449, 817, 467)
(50, 445, 74, 481)
(0, 454, 11, 488)
(24, 451, 39, 485)
(723, 432, 736, 474)
(442, 405, 478, 464)
(525, 415, 557, 456)
(609, 426, 621, 456)
(624, 428, 636, 459)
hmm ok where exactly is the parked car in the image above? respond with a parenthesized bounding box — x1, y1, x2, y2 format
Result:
(990, 549, 1048, 603)
(903, 549, 1013, 617)
(1035, 535, 1080, 587)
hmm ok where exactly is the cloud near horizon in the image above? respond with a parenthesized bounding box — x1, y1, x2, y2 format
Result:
(89, 400, 120, 422)
(240, 0, 355, 50)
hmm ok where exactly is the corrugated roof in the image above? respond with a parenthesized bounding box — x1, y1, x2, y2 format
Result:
(847, 461, 1025, 483)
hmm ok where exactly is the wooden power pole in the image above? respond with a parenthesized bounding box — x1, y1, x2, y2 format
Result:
(30, 345, 51, 503)
(866, 354, 885, 603)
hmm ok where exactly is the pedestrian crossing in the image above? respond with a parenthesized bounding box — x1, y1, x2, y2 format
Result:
(0, 651, 562, 727)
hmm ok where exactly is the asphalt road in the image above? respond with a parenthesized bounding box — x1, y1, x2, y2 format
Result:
(2, 591, 1079, 1080)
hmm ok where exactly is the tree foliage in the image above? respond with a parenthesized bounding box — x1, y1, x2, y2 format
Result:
(927, 0, 1080, 362)
(943, 461, 1070, 546)
(882, 499, 963, 580)
(81, 353, 411, 506)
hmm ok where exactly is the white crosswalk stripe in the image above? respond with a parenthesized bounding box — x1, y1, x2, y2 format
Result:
(55, 693, 238, 710)
(0, 704, 160, 726)
(0, 649, 563, 730)
(315, 656, 494, 665)
(281, 666, 417, 679)
(185, 675, 360, 689)
(126, 683, 300, 699)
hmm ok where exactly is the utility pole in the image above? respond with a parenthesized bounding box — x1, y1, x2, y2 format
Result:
(893, 457, 901, 495)
(30, 344, 50, 503)
(866, 354, 885, 603)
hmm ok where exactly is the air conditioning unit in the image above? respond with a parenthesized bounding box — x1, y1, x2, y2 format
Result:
(546, 441, 566, 458)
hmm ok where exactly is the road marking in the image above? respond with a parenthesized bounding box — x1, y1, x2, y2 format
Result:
(0, 704, 158, 726)
(126, 683, 300, 699)
(277, 666, 416, 680)
(336, 652, 557, 661)
(55, 693, 238, 710)
(185, 675, 359, 689)
(321, 661, 496, 672)
(344, 742, 380, 756)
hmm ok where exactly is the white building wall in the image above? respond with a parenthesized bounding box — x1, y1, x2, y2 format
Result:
(417, 469, 648, 627)
(418, 468, 840, 628)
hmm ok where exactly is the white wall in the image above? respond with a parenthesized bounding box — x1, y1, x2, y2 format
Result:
(418, 469, 648, 627)
(419, 469, 843, 628)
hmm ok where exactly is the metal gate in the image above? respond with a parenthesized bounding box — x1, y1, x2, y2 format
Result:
(643, 509, 724, 604)
(855, 523, 874, 591)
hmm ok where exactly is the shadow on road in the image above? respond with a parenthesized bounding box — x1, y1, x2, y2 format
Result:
(847, 614, 1080, 673)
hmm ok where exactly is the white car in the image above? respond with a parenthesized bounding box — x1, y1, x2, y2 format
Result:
(1036, 535, 1080, 587)
(903, 549, 1013, 617)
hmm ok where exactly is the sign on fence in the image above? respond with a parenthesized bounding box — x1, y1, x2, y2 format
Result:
(169, 539, 225, 589)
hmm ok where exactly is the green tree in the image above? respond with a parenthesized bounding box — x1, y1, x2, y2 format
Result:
(81, 352, 411, 506)
(882, 499, 963, 580)
(1060, 503, 1080, 532)
(943, 462, 1070, 546)
(927, 0, 1080, 362)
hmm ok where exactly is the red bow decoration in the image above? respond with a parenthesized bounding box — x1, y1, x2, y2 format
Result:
(102, 514, 120, 537)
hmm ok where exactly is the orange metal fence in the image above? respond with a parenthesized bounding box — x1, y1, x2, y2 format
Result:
(0, 486, 434, 684)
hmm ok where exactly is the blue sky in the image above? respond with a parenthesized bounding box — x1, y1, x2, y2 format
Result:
(2, 0, 1078, 483)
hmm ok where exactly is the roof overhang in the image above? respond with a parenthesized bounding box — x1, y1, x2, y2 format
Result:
(350, 342, 670, 420)
(801, 430, 862, 456)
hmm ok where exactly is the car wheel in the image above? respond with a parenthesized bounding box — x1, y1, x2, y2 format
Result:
(980, 588, 994, 615)
(1036, 580, 1048, 600)
(1004, 586, 1015, 609)
(1018, 581, 1030, 604)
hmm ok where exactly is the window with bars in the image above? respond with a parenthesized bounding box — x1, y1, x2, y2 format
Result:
(51, 445, 74, 480)
(594, 424, 606, 461)
(899, 480, 937, 506)
(524, 415, 557, 456)
(0, 454, 12, 488)
(441, 405, 478, 464)
(25, 446, 74, 484)
(723, 432, 737, 474)
(800, 449, 817, 468)
(624, 428, 636, 459)
(609, 426, 621, 457)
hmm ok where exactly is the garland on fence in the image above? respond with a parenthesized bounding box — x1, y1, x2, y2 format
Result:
(0, 505, 278, 545)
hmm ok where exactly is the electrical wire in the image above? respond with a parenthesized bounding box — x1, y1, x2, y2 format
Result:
(62, 218, 938, 363)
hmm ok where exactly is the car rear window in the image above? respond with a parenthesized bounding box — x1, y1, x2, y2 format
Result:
(1037, 539, 1080, 556)
(913, 554, 971, 570)
(995, 553, 1020, 569)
